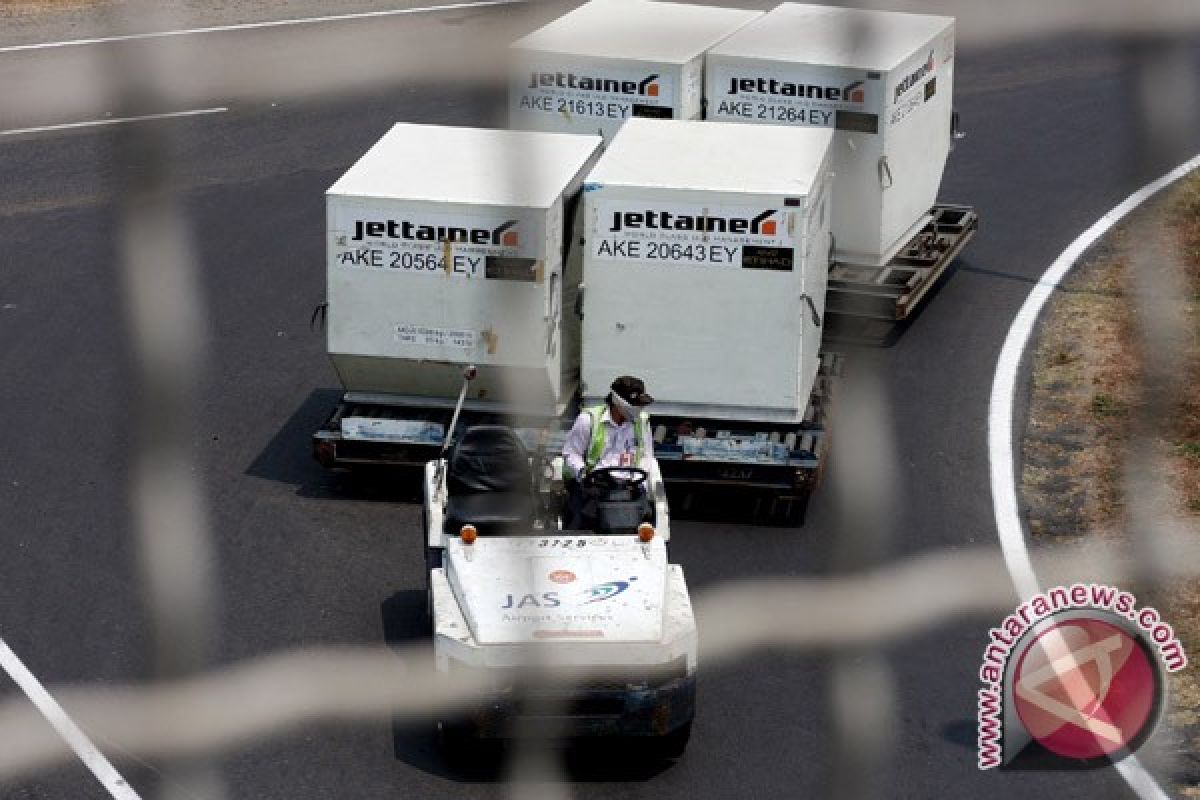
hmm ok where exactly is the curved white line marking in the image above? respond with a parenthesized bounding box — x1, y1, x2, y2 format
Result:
(0, 0, 530, 54)
(988, 153, 1200, 799)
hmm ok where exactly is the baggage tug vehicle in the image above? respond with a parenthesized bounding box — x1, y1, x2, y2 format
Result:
(422, 376, 696, 755)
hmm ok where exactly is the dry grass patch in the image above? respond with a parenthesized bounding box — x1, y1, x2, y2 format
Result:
(1022, 171, 1200, 789)
(1022, 232, 1136, 541)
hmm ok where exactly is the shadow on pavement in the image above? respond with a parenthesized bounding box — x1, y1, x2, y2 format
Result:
(245, 388, 424, 502)
(381, 589, 678, 783)
(388, 731, 682, 784)
(941, 718, 977, 749)
(821, 255, 972, 349)
(666, 484, 811, 529)
(381, 588, 429, 646)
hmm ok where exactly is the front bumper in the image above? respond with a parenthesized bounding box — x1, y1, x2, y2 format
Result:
(460, 673, 696, 739)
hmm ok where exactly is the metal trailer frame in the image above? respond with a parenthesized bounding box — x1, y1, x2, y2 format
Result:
(825, 204, 978, 321)
(313, 352, 841, 527)
(312, 397, 563, 470)
(649, 351, 840, 525)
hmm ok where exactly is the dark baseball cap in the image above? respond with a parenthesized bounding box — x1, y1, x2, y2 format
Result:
(611, 375, 654, 406)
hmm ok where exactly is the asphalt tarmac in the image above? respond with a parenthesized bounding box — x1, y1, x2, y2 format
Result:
(0, 4, 1197, 798)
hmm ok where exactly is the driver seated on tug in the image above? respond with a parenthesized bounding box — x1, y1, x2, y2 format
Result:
(561, 375, 655, 530)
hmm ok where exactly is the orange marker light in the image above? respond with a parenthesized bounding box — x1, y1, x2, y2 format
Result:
(460, 524, 478, 544)
(637, 523, 655, 543)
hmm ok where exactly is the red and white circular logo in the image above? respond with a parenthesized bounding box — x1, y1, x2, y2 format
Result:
(548, 570, 576, 584)
(1012, 618, 1159, 760)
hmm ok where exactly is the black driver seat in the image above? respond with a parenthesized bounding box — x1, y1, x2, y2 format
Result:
(444, 425, 535, 536)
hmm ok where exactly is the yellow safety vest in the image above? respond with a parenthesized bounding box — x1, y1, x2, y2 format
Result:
(564, 404, 648, 480)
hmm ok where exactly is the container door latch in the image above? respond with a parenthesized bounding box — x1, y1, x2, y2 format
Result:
(878, 155, 894, 189)
(574, 283, 586, 319)
(800, 293, 822, 328)
(545, 272, 560, 356)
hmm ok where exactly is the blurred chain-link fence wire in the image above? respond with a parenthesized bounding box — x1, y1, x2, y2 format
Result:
(2, 1, 1199, 799)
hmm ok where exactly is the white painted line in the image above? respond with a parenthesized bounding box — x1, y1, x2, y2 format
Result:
(0, 0, 531, 54)
(0, 107, 229, 137)
(1116, 758, 1175, 800)
(988, 152, 1200, 799)
(988, 151, 1200, 597)
(0, 638, 141, 800)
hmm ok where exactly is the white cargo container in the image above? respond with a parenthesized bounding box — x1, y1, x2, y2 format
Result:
(325, 123, 602, 416)
(706, 3, 956, 268)
(509, 0, 762, 141)
(581, 118, 833, 423)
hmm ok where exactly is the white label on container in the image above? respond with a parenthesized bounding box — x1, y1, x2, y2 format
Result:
(709, 63, 879, 132)
(341, 417, 444, 443)
(512, 62, 675, 122)
(891, 50, 937, 106)
(887, 49, 939, 127)
(395, 324, 477, 350)
(679, 436, 790, 464)
(330, 205, 541, 279)
(590, 199, 799, 271)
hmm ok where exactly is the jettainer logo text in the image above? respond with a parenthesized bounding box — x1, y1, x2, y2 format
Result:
(608, 208, 777, 236)
(514, 64, 673, 123)
(725, 77, 865, 104)
(351, 218, 519, 247)
(709, 64, 877, 129)
(332, 207, 537, 280)
(528, 71, 659, 98)
(590, 198, 797, 271)
(893, 51, 935, 103)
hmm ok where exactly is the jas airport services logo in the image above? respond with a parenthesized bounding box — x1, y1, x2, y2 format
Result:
(978, 584, 1188, 769)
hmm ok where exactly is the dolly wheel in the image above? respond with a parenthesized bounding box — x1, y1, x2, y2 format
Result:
(436, 719, 483, 763)
(653, 720, 692, 760)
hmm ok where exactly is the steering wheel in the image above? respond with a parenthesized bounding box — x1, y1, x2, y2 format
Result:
(582, 465, 648, 492)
